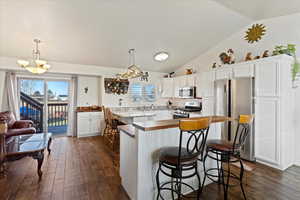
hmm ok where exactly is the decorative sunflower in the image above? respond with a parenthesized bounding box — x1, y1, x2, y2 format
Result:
(245, 24, 266, 43)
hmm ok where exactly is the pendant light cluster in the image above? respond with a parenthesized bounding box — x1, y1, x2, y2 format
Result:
(17, 39, 51, 74)
(117, 49, 143, 79)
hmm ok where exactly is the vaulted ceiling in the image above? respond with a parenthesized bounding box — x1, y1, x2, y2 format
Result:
(211, 0, 300, 20)
(0, 0, 299, 72)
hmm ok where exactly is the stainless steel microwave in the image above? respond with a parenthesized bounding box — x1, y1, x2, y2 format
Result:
(178, 87, 196, 98)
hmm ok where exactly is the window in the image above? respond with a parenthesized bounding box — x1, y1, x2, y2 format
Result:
(144, 84, 156, 102)
(130, 83, 143, 102)
(130, 83, 157, 102)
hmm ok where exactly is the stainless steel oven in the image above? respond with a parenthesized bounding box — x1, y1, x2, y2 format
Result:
(178, 87, 196, 98)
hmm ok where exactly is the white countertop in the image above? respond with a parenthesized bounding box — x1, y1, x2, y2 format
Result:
(113, 111, 156, 118)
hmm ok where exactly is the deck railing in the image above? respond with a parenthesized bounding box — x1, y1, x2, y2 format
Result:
(20, 92, 68, 133)
(20, 92, 44, 132)
(47, 103, 68, 127)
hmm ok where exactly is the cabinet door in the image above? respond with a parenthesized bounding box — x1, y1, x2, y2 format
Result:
(186, 74, 195, 86)
(202, 97, 214, 116)
(255, 61, 280, 97)
(215, 68, 232, 80)
(196, 71, 215, 97)
(90, 117, 101, 133)
(233, 64, 254, 78)
(255, 97, 280, 165)
(161, 78, 174, 98)
(173, 77, 181, 98)
(77, 115, 91, 137)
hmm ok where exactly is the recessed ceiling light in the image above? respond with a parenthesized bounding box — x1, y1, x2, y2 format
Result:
(154, 52, 169, 62)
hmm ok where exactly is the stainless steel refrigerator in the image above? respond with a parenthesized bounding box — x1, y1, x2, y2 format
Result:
(214, 78, 255, 161)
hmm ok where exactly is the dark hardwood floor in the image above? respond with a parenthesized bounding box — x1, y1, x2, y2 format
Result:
(0, 136, 299, 200)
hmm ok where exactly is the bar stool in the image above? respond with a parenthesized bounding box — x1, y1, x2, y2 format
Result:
(102, 107, 120, 152)
(201, 115, 253, 200)
(156, 117, 211, 200)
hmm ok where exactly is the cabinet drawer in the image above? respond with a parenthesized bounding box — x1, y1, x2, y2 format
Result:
(77, 112, 90, 118)
(90, 112, 103, 118)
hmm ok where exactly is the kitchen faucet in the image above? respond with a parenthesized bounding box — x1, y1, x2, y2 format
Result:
(151, 104, 155, 110)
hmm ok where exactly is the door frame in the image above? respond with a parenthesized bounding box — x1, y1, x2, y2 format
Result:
(17, 75, 71, 133)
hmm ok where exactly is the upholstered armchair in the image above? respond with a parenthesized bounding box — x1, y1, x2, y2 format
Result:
(0, 111, 36, 138)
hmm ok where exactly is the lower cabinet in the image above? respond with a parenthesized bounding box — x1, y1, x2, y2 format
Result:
(254, 97, 294, 170)
(77, 112, 103, 137)
(255, 97, 280, 167)
(202, 97, 214, 116)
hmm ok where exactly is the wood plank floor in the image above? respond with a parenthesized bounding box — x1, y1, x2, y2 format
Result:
(0, 136, 299, 200)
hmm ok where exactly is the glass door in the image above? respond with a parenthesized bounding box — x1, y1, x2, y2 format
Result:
(19, 79, 45, 133)
(19, 78, 70, 136)
(46, 81, 69, 136)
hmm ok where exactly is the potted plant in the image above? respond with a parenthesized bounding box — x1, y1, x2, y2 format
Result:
(273, 44, 300, 81)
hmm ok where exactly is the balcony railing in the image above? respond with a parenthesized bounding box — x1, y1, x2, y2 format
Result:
(20, 92, 68, 134)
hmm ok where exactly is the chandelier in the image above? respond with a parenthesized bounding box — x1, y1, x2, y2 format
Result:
(118, 49, 143, 79)
(17, 39, 51, 74)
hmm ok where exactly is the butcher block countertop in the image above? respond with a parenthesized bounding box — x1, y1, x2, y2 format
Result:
(118, 116, 233, 133)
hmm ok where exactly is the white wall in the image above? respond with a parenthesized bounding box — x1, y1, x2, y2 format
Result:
(0, 56, 167, 109)
(177, 13, 300, 165)
(77, 76, 101, 106)
(176, 13, 300, 74)
(102, 72, 168, 108)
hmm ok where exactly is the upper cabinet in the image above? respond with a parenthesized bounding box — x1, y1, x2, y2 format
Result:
(255, 60, 280, 97)
(185, 74, 196, 86)
(196, 71, 215, 97)
(233, 63, 254, 78)
(173, 74, 196, 88)
(161, 78, 174, 98)
(215, 67, 233, 80)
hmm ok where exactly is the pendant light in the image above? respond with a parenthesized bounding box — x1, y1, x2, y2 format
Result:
(17, 39, 51, 74)
(118, 49, 143, 79)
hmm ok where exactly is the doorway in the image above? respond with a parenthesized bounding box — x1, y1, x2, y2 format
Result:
(19, 78, 70, 136)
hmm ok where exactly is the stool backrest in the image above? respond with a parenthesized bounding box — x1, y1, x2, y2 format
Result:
(232, 115, 254, 152)
(102, 106, 108, 123)
(178, 117, 211, 163)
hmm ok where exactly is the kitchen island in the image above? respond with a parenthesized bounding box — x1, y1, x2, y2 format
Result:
(119, 116, 231, 200)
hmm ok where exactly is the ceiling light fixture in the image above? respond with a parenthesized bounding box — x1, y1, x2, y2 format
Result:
(154, 51, 169, 62)
(17, 39, 51, 74)
(118, 49, 143, 79)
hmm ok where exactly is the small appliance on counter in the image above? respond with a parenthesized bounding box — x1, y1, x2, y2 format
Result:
(178, 86, 196, 98)
(173, 101, 202, 119)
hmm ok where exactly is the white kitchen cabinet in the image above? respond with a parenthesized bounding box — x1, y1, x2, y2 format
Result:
(255, 60, 280, 97)
(161, 78, 174, 98)
(196, 71, 215, 97)
(215, 67, 232, 80)
(255, 97, 280, 165)
(233, 63, 254, 78)
(77, 112, 103, 137)
(185, 74, 196, 86)
(202, 97, 214, 116)
(252, 55, 295, 170)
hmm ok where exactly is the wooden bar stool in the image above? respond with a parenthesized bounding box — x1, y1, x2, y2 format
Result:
(201, 115, 254, 200)
(103, 107, 120, 152)
(156, 117, 211, 200)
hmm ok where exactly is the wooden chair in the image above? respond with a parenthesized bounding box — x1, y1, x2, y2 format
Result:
(102, 107, 120, 153)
